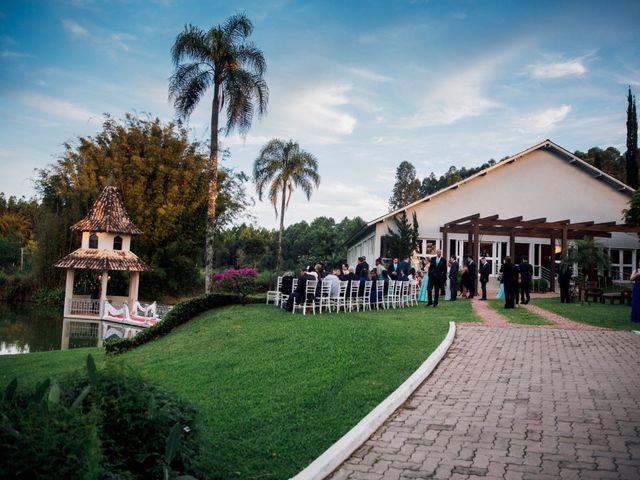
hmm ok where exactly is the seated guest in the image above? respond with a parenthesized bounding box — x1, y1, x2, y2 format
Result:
(340, 263, 350, 280)
(284, 267, 316, 311)
(397, 269, 408, 282)
(324, 267, 342, 298)
(373, 257, 386, 280)
(281, 271, 294, 297)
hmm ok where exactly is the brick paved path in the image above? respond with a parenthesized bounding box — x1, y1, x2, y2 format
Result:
(330, 326, 640, 479)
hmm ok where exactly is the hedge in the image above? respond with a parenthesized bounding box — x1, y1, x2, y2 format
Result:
(104, 293, 260, 355)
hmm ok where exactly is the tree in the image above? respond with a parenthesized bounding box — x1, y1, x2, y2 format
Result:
(34, 114, 250, 296)
(574, 146, 624, 181)
(389, 161, 421, 210)
(626, 87, 638, 188)
(623, 188, 640, 227)
(169, 13, 268, 292)
(385, 211, 420, 259)
(253, 139, 320, 269)
(560, 237, 610, 301)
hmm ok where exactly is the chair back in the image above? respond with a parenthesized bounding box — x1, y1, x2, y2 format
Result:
(363, 280, 373, 297)
(349, 281, 360, 297)
(387, 280, 396, 296)
(305, 280, 317, 301)
(320, 280, 332, 298)
(339, 281, 349, 298)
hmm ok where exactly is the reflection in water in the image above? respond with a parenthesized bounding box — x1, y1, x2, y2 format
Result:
(0, 303, 63, 355)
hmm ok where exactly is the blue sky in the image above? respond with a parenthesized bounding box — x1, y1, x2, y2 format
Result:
(1, 0, 639, 228)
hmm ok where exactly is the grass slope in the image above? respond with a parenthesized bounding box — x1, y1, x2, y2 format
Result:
(530, 298, 635, 330)
(0, 301, 475, 479)
(487, 300, 553, 325)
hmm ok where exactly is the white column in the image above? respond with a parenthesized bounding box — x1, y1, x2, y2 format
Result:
(99, 270, 109, 318)
(64, 269, 75, 315)
(128, 271, 140, 311)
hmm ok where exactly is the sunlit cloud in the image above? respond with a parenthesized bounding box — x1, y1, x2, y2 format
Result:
(18, 93, 99, 123)
(345, 67, 392, 82)
(0, 49, 31, 59)
(529, 59, 586, 79)
(62, 18, 90, 38)
(516, 104, 571, 133)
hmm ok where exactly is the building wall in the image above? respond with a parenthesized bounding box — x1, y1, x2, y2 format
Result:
(81, 231, 132, 251)
(347, 234, 376, 268)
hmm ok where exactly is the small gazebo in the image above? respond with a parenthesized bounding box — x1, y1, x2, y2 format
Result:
(54, 186, 151, 320)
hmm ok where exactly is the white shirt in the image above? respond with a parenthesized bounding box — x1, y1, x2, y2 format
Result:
(324, 274, 341, 297)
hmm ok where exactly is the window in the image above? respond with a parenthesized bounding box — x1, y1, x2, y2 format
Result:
(113, 236, 123, 251)
(89, 233, 98, 249)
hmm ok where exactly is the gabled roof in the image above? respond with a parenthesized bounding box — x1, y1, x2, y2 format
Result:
(54, 248, 151, 272)
(368, 139, 634, 226)
(71, 186, 143, 235)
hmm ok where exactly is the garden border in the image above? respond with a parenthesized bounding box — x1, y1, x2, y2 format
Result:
(291, 320, 457, 480)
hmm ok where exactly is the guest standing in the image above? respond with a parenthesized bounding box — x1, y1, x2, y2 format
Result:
(449, 256, 459, 301)
(479, 257, 490, 300)
(467, 257, 477, 298)
(558, 264, 573, 304)
(427, 250, 447, 307)
(499, 257, 518, 309)
(519, 257, 533, 304)
(631, 262, 640, 323)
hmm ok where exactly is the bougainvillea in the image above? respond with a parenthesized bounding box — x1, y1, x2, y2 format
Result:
(212, 268, 257, 301)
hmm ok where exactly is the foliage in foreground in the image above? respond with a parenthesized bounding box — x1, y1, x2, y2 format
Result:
(0, 355, 201, 480)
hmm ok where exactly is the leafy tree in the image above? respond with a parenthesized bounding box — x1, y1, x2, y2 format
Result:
(169, 13, 268, 293)
(385, 211, 420, 259)
(389, 161, 421, 210)
(626, 87, 638, 188)
(560, 237, 610, 300)
(253, 139, 320, 269)
(34, 114, 250, 297)
(574, 146, 625, 181)
(623, 188, 640, 227)
(418, 160, 496, 197)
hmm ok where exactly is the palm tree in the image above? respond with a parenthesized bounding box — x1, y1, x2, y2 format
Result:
(253, 139, 320, 269)
(169, 14, 268, 292)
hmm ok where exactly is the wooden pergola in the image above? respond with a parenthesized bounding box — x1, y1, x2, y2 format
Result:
(440, 213, 640, 292)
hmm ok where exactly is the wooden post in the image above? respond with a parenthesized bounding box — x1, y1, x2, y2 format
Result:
(100, 270, 109, 319)
(509, 232, 515, 261)
(473, 221, 480, 296)
(561, 225, 568, 257)
(64, 269, 75, 316)
(128, 271, 140, 311)
(442, 227, 448, 261)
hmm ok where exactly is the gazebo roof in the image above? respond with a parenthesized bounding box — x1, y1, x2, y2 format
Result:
(71, 186, 143, 235)
(54, 248, 151, 272)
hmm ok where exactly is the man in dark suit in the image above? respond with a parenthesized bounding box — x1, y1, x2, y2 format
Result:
(467, 257, 477, 298)
(449, 255, 459, 301)
(398, 256, 411, 277)
(387, 258, 400, 280)
(519, 257, 534, 304)
(479, 257, 490, 300)
(355, 256, 369, 277)
(427, 249, 447, 307)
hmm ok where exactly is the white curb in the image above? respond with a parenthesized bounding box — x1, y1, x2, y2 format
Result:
(290, 321, 457, 480)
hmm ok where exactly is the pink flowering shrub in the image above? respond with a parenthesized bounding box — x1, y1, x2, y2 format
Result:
(212, 268, 257, 301)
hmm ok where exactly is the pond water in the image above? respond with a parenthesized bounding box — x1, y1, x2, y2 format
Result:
(0, 302, 64, 354)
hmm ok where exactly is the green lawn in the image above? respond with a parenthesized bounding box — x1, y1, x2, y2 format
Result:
(0, 301, 476, 479)
(487, 299, 554, 325)
(530, 297, 636, 330)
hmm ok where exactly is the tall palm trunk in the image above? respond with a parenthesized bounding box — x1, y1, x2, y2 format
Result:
(277, 181, 287, 270)
(204, 80, 221, 293)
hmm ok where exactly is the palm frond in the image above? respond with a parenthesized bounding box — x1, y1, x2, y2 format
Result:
(168, 64, 214, 118)
(223, 13, 253, 43)
(235, 43, 267, 76)
(171, 25, 212, 66)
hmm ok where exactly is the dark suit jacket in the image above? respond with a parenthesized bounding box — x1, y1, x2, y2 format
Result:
(468, 260, 477, 282)
(387, 262, 400, 279)
(398, 260, 410, 276)
(479, 262, 490, 282)
(449, 261, 459, 280)
(499, 263, 518, 286)
(355, 261, 369, 277)
(520, 263, 533, 283)
(429, 256, 447, 283)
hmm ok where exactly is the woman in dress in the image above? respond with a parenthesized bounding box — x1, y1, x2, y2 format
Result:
(460, 261, 470, 299)
(630, 261, 640, 323)
(418, 259, 430, 302)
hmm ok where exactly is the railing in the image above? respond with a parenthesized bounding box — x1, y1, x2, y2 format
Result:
(155, 304, 173, 319)
(66, 298, 101, 317)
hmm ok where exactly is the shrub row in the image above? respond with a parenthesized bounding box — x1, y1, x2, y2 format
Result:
(1, 355, 202, 480)
(104, 293, 259, 355)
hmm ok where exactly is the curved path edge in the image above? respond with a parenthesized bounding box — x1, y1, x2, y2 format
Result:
(290, 321, 457, 480)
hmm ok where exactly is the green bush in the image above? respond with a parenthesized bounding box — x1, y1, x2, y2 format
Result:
(255, 270, 278, 292)
(105, 293, 260, 355)
(0, 355, 202, 480)
(33, 287, 65, 306)
(532, 279, 548, 292)
(0, 272, 35, 302)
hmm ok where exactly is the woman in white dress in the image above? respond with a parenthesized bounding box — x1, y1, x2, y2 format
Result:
(444, 258, 451, 300)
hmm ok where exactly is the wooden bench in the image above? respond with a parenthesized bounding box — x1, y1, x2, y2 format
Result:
(600, 291, 631, 306)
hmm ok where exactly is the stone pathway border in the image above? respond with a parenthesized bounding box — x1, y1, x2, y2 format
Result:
(292, 322, 457, 480)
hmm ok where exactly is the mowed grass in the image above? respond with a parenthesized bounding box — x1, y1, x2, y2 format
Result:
(0, 301, 477, 479)
(487, 299, 553, 325)
(530, 297, 635, 330)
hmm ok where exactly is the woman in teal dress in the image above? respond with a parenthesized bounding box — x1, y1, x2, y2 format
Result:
(418, 262, 430, 302)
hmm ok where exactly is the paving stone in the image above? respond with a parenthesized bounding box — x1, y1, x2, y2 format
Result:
(329, 322, 640, 480)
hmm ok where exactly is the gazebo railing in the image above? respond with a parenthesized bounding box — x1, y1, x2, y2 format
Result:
(66, 298, 101, 317)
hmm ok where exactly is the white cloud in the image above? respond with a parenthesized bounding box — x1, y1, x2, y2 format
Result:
(345, 67, 391, 82)
(530, 59, 587, 79)
(404, 63, 498, 128)
(0, 49, 31, 59)
(62, 19, 90, 38)
(517, 104, 571, 133)
(18, 93, 99, 123)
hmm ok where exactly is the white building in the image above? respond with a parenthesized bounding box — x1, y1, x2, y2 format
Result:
(347, 140, 640, 285)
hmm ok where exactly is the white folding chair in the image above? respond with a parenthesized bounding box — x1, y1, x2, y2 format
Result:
(336, 281, 349, 313)
(348, 281, 360, 312)
(360, 280, 373, 311)
(281, 278, 298, 309)
(318, 280, 333, 313)
(266, 276, 282, 306)
(392, 281, 403, 308)
(401, 281, 410, 307)
(409, 280, 418, 306)
(292, 280, 317, 315)
(385, 280, 396, 309)
(374, 280, 385, 309)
